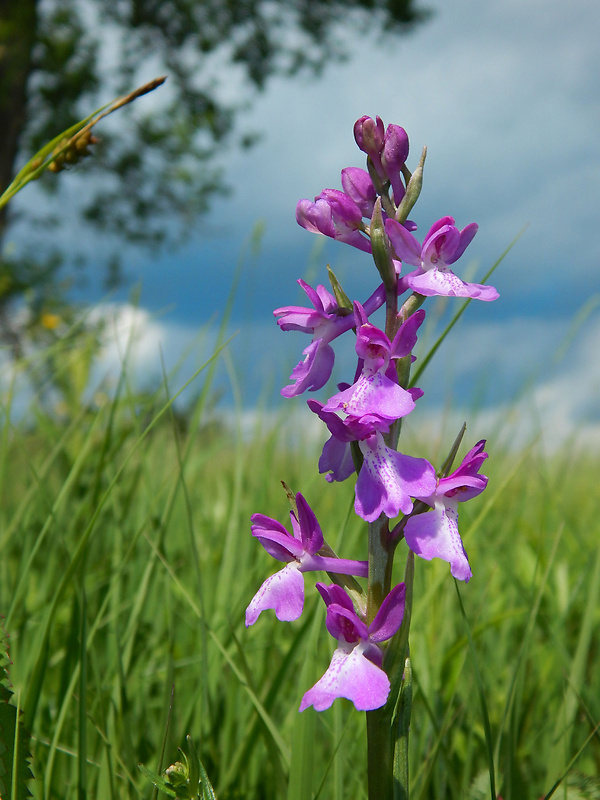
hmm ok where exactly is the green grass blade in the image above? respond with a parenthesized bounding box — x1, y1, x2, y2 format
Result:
(546, 541, 600, 784)
(454, 582, 496, 800)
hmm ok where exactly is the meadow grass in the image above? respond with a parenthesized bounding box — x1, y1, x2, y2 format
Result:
(0, 342, 599, 800)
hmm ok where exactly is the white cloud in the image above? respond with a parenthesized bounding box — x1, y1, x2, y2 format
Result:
(87, 303, 220, 396)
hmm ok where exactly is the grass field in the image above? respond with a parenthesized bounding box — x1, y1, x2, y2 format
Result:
(1, 332, 599, 800)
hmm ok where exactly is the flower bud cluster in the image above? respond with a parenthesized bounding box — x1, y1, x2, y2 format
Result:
(246, 116, 495, 714)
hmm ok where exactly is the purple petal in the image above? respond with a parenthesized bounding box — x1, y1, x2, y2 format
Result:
(295, 493, 324, 554)
(319, 188, 363, 225)
(355, 434, 437, 522)
(403, 501, 472, 582)
(447, 223, 478, 264)
(334, 227, 373, 253)
(382, 124, 409, 203)
(355, 320, 391, 367)
(307, 400, 357, 443)
(341, 167, 376, 217)
(383, 124, 409, 168)
(274, 305, 322, 333)
(250, 513, 288, 535)
(438, 471, 488, 501)
(296, 198, 336, 237)
(422, 216, 455, 243)
(318, 435, 356, 482)
(305, 554, 369, 578)
(281, 339, 335, 397)
(368, 583, 406, 643)
(444, 440, 488, 482)
(407, 268, 499, 301)
(354, 115, 385, 176)
(353, 301, 370, 330)
(385, 218, 422, 266)
(245, 563, 305, 626)
(299, 643, 390, 712)
(251, 515, 300, 561)
(439, 440, 489, 500)
(308, 399, 388, 444)
(316, 582, 356, 612)
(324, 372, 415, 421)
(423, 224, 460, 267)
(390, 309, 426, 359)
(252, 529, 302, 561)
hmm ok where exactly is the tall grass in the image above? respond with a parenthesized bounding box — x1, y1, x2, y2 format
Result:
(0, 335, 598, 799)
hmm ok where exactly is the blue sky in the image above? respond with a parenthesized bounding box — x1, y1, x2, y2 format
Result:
(8, 0, 600, 449)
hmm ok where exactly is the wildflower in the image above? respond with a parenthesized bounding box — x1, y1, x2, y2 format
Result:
(275, 282, 386, 398)
(386, 216, 499, 301)
(354, 115, 386, 178)
(300, 582, 406, 712)
(381, 124, 410, 204)
(245, 493, 368, 626)
(403, 440, 489, 581)
(40, 312, 61, 330)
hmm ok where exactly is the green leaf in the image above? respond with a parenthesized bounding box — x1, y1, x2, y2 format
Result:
(0, 623, 33, 800)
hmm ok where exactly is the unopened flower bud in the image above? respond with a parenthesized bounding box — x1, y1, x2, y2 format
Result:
(382, 125, 410, 204)
(164, 761, 188, 787)
(354, 115, 385, 178)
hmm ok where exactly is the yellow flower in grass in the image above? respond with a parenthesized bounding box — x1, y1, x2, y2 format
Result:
(40, 312, 61, 330)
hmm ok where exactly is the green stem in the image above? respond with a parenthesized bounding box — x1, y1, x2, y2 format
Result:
(366, 513, 394, 800)
(366, 514, 391, 623)
(390, 552, 415, 799)
(393, 656, 413, 800)
(366, 548, 415, 800)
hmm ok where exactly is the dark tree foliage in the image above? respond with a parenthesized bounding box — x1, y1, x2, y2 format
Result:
(0, 0, 428, 346)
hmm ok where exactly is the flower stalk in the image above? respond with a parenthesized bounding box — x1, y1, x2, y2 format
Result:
(245, 114, 496, 797)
